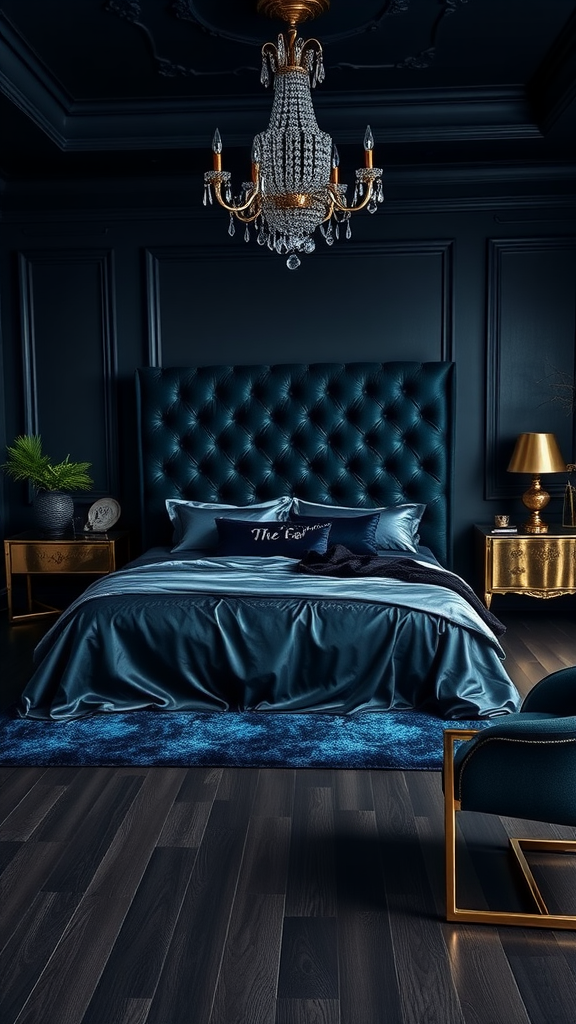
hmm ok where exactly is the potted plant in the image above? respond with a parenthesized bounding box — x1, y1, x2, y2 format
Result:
(2, 434, 93, 536)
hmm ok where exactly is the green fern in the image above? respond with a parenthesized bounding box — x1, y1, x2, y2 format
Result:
(2, 434, 93, 491)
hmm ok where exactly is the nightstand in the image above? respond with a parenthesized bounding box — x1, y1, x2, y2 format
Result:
(3, 531, 130, 623)
(474, 525, 576, 608)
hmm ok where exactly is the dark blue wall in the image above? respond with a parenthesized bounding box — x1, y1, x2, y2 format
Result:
(1, 173, 575, 587)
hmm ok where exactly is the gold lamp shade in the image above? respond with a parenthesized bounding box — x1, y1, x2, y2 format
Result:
(507, 432, 567, 533)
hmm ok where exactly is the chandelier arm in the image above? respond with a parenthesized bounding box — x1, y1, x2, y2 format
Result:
(328, 180, 375, 215)
(213, 180, 261, 214)
(321, 199, 336, 223)
(233, 207, 262, 224)
(300, 37, 323, 56)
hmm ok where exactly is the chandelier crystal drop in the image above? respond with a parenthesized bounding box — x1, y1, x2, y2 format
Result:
(203, 0, 384, 269)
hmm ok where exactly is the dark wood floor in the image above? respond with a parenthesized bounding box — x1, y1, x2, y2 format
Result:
(1, 610, 575, 1024)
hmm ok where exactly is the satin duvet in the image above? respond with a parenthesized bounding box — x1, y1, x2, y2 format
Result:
(18, 550, 521, 721)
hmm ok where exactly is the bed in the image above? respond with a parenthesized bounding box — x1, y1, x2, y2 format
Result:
(17, 361, 520, 721)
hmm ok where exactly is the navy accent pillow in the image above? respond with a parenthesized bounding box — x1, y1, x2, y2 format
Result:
(216, 518, 332, 557)
(290, 499, 426, 553)
(288, 511, 379, 555)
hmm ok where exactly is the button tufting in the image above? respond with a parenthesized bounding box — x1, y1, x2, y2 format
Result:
(136, 362, 453, 563)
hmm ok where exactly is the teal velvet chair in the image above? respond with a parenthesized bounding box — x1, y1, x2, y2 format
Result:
(443, 666, 576, 929)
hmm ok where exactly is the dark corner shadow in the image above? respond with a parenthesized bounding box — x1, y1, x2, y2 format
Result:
(294, 826, 446, 919)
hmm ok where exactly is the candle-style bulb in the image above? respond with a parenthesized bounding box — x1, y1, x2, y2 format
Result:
(212, 128, 223, 154)
(331, 143, 340, 168)
(364, 125, 374, 151)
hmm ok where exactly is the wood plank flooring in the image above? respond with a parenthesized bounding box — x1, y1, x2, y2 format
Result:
(1, 610, 575, 1024)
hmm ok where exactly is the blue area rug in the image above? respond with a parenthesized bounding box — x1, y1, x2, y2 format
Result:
(0, 709, 493, 769)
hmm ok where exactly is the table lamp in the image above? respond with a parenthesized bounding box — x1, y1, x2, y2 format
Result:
(507, 432, 567, 534)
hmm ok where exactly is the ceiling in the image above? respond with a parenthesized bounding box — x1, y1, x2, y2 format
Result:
(1, 0, 575, 189)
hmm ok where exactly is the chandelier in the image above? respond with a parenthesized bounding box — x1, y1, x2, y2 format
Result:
(203, 0, 384, 269)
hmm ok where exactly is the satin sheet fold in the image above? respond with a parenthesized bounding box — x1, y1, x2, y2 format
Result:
(19, 554, 520, 721)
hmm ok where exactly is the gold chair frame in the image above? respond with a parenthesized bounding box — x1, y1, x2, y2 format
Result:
(444, 729, 576, 929)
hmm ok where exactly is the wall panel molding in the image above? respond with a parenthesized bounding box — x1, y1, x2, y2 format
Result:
(145, 239, 455, 368)
(486, 236, 576, 501)
(18, 248, 119, 498)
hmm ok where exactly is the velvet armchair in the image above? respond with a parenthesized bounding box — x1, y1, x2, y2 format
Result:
(443, 666, 576, 929)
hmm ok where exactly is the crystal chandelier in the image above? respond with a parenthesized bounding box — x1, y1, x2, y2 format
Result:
(203, 0, 384, 269)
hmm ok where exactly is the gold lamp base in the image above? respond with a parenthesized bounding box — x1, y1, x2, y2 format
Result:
(521, 474, 551, 534)
(508, 434, 567, 534)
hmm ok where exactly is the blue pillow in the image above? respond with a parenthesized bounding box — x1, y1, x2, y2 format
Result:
(216, 518, 332, 557)
(166, 497, 293, 552)
(288, 511, 379, 554)
(375, 504, 425, 552)
(290, 499, 426, 553)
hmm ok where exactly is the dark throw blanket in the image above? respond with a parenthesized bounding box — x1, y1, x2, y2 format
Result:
(298, 545, 506, 638)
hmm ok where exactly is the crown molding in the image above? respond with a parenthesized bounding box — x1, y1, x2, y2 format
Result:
(1, 1, 575, 171)
(529, 7, 576, 132)
(0, 78, 543, 155)
(0, 13, 69, 147)
(0, 9, 547, 154)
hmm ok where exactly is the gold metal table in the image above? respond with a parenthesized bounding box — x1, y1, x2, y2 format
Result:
(3, 531, 130, 623)
(474, 525, 576, 609)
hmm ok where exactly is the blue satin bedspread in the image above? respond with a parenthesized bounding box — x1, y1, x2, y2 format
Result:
(18, 551, 521, 721)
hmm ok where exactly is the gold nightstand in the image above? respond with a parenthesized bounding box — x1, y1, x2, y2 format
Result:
(3, 531, 130, 623)
(475, 525, 576, 608)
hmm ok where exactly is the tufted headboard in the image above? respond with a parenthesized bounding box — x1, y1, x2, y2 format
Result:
(136, 361, 455, 565)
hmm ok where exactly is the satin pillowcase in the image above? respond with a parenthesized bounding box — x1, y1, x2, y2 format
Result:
(216, 518, 332, 557)
(290, 498, 426, 553)
(166, 496, 293, 552)
(288, 511, 379, 555)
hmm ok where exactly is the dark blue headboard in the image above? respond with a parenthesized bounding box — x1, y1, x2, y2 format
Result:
(136, 361, 455, 565)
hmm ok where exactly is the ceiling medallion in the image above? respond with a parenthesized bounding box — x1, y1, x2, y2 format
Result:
(105, 2, 473, 79)
(203, 0, 384, 269)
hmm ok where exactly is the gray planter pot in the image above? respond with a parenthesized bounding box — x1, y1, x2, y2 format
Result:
(33, 490, 75, 537)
